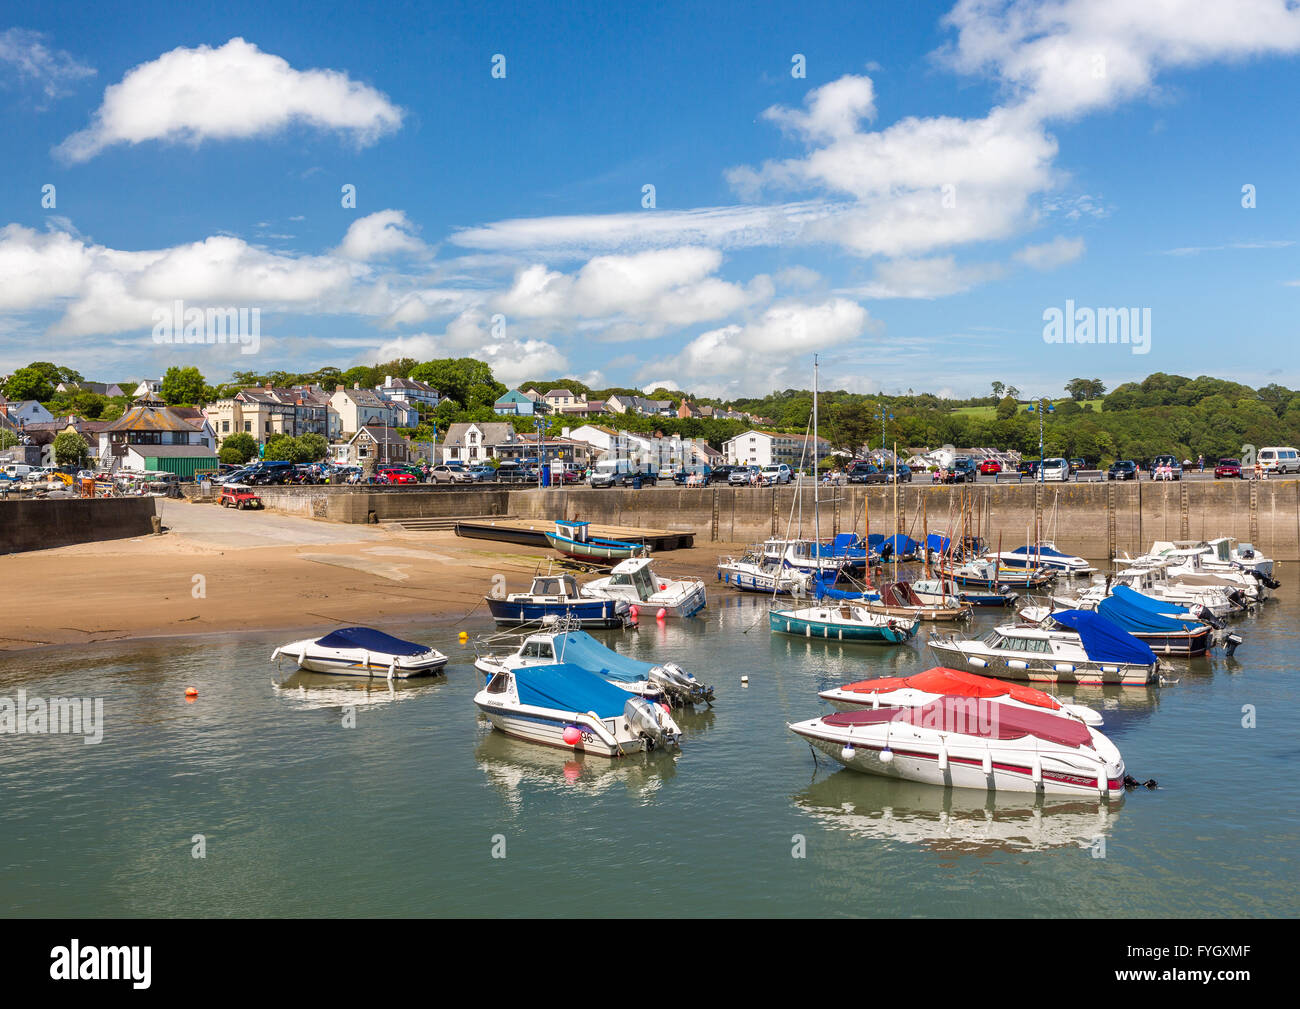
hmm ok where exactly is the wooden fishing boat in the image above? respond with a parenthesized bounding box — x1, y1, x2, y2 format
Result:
(860, 580, 972, 622)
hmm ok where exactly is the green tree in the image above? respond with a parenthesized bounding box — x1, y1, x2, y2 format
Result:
(995, 396, 1018, 420)
(160, 366, 208, 405)
(219, 432, 259, 464)
(0, 429, 18, 450)
(262, 434, 309, 463)
(52, 431, 89, 466)
(3, 367, 55, 402)
(297, 432, 329, 462)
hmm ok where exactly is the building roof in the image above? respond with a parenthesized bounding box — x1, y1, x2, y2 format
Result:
(442, 421, 518, 448)
(380, 376, 438, 393)
(350, 423, 407, 447)
(102, 402, 199, 433)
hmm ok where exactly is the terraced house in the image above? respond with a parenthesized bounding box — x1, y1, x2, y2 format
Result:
(204, 385, 329, 447)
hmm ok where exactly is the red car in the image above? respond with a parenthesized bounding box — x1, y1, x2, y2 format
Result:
(376, 468, 417, 485)
(1214, 457, 1242, 479)
(220, 487, 263, 509)
(979, 459, 1002, 475)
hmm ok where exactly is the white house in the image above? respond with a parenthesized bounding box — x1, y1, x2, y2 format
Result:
(441, 422, 518, 463)
(2, 400, 54, 427)
(723, 429, 831, 468)
(376, 375, 440, 413)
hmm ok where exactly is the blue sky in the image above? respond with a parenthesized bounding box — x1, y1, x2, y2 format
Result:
(2, 0, 1299, 399)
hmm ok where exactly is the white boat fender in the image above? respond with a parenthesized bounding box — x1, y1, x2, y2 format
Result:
(841, 743, 856, 762)
(870, 693, 880, 710)
(387, 658, 396, 682)
(1031, 755, 1043, 786)
(981, 748, 992, 775)
(1097, 766, 1108, 796)
(879, 726, 894, 764)
(937, 742, 949, 771)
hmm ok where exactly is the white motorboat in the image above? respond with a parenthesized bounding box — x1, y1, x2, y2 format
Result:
(990, 542, 1095, 577)
(473, 625, 713, 706)
(818, 666, 1103, 726)
(272, 626, 448, 679)
(1140, 537, 1275, 580)
(926, 610, 1160, 686)
(716, 550, 814, 595)
(474, 663, 683, 757)
(789, 696, 1126, 797)
(580, 557, 707, 617)
(1051, 566, 1242, 618)
(759, 537, 849, 576)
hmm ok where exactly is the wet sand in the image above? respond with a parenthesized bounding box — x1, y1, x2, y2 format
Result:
(0, 499, 734, 652)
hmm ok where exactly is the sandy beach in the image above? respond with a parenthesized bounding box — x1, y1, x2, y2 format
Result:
(0, 499, 734, 652)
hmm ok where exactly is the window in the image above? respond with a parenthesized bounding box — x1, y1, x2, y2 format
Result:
(222, 421, 230, 433)
(244, 421, 251, 432)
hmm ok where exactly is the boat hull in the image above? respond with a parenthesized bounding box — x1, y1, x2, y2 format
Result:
(485, 597, 628, 628)
(926, 639, 1156, 686)
(544, 532, 645, 564)
(769, 609, 916, 644)
(792, 723, 1124, 798)
(716, 565, 808, 595)
(475, 702, 644, 757)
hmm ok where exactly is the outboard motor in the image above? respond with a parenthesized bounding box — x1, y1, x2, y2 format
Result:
(1191, 605, 1225, 630)
(660, 661, 714, 705)
(1222, 632, 1244, 658)
(624, 697, 680, 748)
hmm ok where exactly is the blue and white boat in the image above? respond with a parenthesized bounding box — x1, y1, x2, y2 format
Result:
(769, 601, 918, 644)
(272, 626, 448, 678)
(544, 520, 646, 565)
(475, 626, 714, 706)
(991, 542, 1095, 577)
(486, 573, 629, 628)
(716, 550, 814, 595)
(474, 663, 683, 756)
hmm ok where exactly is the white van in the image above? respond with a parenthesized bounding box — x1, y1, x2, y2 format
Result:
(590, 458, 642, 488)
(1257, 447, 1299, 474)
(2, 463, 35, 481)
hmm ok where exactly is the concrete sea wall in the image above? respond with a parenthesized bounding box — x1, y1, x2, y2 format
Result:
(0, 497, 158, 554)
(224, 479, 1300, 560)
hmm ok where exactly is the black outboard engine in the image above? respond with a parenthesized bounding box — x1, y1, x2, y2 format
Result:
(1222, 632, 1244, 657)
(1191, 604, 1225, 630)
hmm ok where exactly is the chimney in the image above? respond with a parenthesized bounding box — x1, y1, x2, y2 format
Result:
(353, 382, 360, 390)
(335, 384, 344, 394)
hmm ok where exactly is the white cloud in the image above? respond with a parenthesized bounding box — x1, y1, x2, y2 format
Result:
(335, 210, 428, 261)
(0, 28, 94, 101)
(662, 298, 872, 395)
(372, 311, 567, 386)
(495, 246, 766, 327)
(452, 202, 838, 257)
(764, 74, 877, 141)
(849, 256, 1006, 299)
(1013, 236, 1085, 270)
(56, 37, 402, 162)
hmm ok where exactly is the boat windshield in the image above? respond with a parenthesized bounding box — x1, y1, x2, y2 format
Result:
(521, 641, 554, 658)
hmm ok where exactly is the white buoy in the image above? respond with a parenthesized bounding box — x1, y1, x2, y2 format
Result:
(937, 743, 949, 771)
(841, 744, 856, 762)
(741, 675, 749, 686)
(879, 747, 894, 764)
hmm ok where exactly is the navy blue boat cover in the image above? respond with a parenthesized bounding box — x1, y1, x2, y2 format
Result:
(1049, 609, 1158, 665)
(1010, 544, 1073, 559)
(1097, 585, 1201, 632)
(315, 626, 428, 655)
(513, 662, 634, 718)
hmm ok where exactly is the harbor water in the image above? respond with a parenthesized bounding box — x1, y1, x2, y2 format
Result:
(1, 572, 1296, 918)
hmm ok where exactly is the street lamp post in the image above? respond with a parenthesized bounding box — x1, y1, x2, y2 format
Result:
(1024, 396, 1056, 560)
(873, 393, 894, 464)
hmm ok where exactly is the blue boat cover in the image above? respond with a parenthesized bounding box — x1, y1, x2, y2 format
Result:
(879, 534, 918, 556)
(814, 584, 880, 601)
(549, 630, 654, 683)
(1010, 544, 1073, 559)
(832, 533, 861, 551)
(512, 662, 634, 718)
(926, 533, 951, 553)
(1049, 609, 1158, 665)
(315, 626, 428, 656)
(1098, 585, 1201, 632)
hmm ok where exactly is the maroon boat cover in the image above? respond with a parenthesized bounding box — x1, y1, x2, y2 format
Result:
(823, 697, 1091, 748)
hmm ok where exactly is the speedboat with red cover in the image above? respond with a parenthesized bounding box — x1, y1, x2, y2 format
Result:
(789, 696, 1125, 797)
(817, 666, 1103, 726)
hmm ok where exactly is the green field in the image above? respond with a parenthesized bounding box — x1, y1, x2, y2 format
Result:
(951, 400, 1103, 420)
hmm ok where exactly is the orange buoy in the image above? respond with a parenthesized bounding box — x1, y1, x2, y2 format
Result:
(185, 687, 198, 697)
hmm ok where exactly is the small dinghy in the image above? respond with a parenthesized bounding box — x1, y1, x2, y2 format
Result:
(817, 666, 1103, 726)
(789, 697, 1126, 797)
(860, 580, 972, 622)
(272, 626, 448, 679)
(474, 663, 683, 757)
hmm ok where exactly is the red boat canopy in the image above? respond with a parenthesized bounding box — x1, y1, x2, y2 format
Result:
(824, 698, 1092, 749)
(838, 666, 1061, 711)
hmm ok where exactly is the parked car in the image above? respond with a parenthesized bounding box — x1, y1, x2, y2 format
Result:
(951, 457, 979, 483)
(1018, 459, 1040, 479)
(467, 465, 496, 482)
(1257, 446, 1300, 474)
(884, 463, 913, 483)
(220, 486, 263, 509)
(1068, 458, 1086, 474)
(375, 467, 417, 485)
(846, 460, 887, 484)
(1214, 457, 1243, 479)
(495, 461, 535, 483)
(978, 458, 1002, 475)
(430, 463, 472, 484)
(1108, 460, 1138, 481)
(246, 461, 296, 485)
(1040, 458, 1070, 482)
(760, 463, 793, 485)
(1150, 454, 1183, 481)
(673, 465, 711, 485)
(728, 465, 762, 486)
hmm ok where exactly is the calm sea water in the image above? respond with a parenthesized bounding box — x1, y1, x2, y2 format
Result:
(2, 569, 1296, 918)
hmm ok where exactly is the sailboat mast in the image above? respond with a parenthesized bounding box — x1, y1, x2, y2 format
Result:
(813, 355, 820, 559)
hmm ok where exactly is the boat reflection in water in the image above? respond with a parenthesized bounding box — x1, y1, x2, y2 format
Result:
(272, 668, 448, 711)
(793, 771, 1123, 854)
(474, 732, 678, 810)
